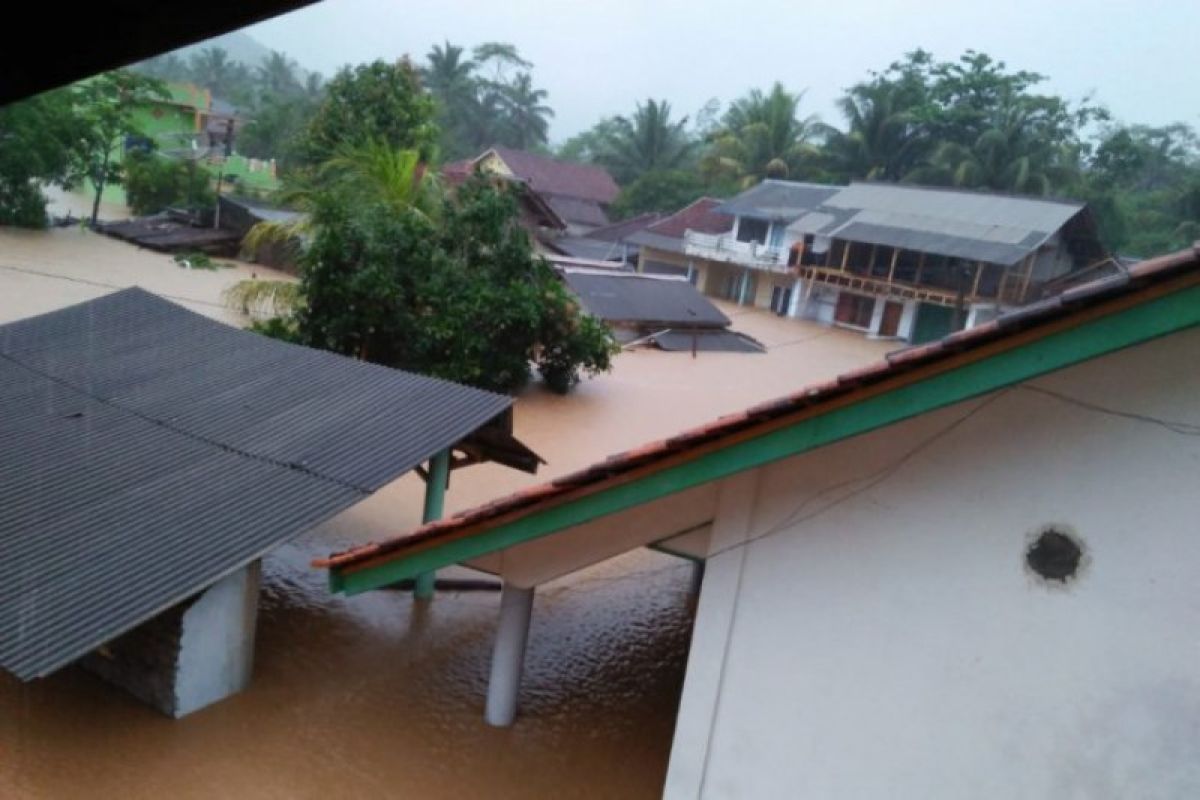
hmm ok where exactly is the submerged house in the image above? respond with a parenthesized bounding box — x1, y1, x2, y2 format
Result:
(558, 266, 763, 352)
(627, 197, 733, 280)
(681, 180, 1110, 343)
(446, 146, 621, 235)
(0, 289, 538, 718)
(319, 243, 1200, 798)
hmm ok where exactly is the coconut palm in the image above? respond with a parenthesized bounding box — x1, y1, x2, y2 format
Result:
(702, 83, 820, 187)
(822, 83, 929, 181)
(188, 47, 234, 95)
(499, 73, 554, 150)
(595, 99, 693, 185)
(257, 51, 300, 98)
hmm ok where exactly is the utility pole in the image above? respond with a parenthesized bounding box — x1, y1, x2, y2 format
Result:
(213, 119, 235, 230)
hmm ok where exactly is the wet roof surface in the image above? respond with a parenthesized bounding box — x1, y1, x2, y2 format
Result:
(562, 271, 731, 328)
(322, 243, 1200, 572)
(0, 288, 511, 679)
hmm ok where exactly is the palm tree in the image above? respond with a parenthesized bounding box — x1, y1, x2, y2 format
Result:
(703, 83, 820, 187)
(499, 73, 553, 150)
(908, 101, 1078, 195)
(823, 83, 928, 181)
(188, 47, 234, 95)
(595, 99, 693, 184)
(257, 51, 300, 98)
(423, 42, 479, 156)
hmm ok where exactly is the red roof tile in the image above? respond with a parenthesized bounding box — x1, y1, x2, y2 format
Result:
(317, 243, 1200, 571)
(643, 197, 732, 240)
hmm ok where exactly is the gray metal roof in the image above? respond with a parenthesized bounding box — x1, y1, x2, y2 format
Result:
(715, 180, 840, 222)
(553, 236, 630, 262)
(561, 271, 729, 328)
(0, 288, 512, 680)
(649, 329, 765, 353)
(788, 182, 1088, 266)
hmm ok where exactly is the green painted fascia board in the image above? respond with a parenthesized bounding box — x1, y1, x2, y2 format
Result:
(333, 284, 1200, 596)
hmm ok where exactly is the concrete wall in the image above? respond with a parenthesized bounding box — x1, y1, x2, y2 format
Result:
(81, 561, 262, 718)
(667, 326, 1200, 798)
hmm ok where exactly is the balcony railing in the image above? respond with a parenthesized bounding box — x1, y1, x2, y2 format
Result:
(684, 230, 789, 272)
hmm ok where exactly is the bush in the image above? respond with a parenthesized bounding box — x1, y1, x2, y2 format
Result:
(0, 179, 48, 227)
(124, 152, 214, 216)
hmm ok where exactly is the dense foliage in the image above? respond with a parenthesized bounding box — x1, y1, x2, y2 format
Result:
(292, 173, 617, 394)
(124, 151, 215, 215)
(0, 87, 80, 226)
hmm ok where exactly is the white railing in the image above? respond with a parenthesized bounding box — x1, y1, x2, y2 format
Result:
(683, 230, 788, 272)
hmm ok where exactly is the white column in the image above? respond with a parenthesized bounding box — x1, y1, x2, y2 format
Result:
(485, 583, 535, 727)
(787, 278, 803, 318)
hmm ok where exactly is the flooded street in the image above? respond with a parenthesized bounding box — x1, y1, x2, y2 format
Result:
(0, 223, 891, 799)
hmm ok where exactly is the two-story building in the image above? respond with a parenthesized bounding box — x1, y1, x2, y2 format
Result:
(683, 180, 1110, 343)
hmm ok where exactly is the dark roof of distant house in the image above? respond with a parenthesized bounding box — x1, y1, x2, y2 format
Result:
(627, 198, 731, 253)
(646, 328, 765, 354)
(0, 288, 521, 681)
(484, 146, 620, 204)
(561, 269, 730, 328)
(789, 181, 1097, 267)
(586, 213, 665, 242)
(319, 242, 1200, 579)
(552, 237, 632, 262)
(716, 180, 840, 222)
(543, 194, 611, 228)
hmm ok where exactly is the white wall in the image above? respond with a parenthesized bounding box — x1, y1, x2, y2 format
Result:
(667, 326, 1200, 799)
(175, 560, 261, 718)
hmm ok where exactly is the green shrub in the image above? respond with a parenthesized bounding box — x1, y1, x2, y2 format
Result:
(0, 180, 48, 228)
(124, 152, 214, 216)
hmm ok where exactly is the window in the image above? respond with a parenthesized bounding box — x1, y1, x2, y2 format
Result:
(736, 217, 769, 244)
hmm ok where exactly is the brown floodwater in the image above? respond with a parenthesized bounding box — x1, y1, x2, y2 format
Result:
(0, 220, 891, 799)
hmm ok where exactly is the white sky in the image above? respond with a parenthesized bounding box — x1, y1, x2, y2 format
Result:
(245, 0, 1200, 144)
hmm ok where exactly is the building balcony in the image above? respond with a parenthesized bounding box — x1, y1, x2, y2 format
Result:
(684, 230, 789, 273)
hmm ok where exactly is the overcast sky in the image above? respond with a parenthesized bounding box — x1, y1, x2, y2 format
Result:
(245, 0, 1199, 144)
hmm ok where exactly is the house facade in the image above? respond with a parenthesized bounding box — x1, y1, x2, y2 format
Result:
(626, 197, 733, 288)
(318, 244, 1200, 798)
(683, 180, 1110, 343)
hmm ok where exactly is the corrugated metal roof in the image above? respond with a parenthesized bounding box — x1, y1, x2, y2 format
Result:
(561, 271, 730, 328)
(0, 288, 512, 680)
(789, 182, 1089, 266)
(715, 180, 840, 222)
(648, 329, 765, 353)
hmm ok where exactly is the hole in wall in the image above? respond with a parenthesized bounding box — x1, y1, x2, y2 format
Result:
(1026, 528, 1084, 583)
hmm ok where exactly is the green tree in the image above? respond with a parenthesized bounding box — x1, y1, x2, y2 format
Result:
(256, 51, 301, 98)
(595, 99, 694, 185)
(295, 59, 437, 167)
(284, 171, 616, 393)
(499, 73, 554, 150)
(611, 170, 706, 218)
(188, 47, 235, 96)
(702, 83, 821, 187)
(124, 150, 214, 215)
(73, 70, 168, 225)
(422, 41, 478, 158)
(822, 82, 928, 181)
(0, 86, 81, 226)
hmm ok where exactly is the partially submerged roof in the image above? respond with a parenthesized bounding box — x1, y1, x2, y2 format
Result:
(789, 181, 1094, 267)
(641, 328, 765, 354)
(482, 146, 620, 205)
(561, 270, 731, 329)
(715, 180, 840, 223)
(100, 215, 242, 254)
(318, 243, 1200, 593)
(627, 197, 731, 254)
(0, 288, 528, 680)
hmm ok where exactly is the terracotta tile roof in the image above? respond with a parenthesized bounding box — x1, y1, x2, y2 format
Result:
(639, 197, 732, 241)
(486, 146, 620, 205)
(316, 243, 1200, 571)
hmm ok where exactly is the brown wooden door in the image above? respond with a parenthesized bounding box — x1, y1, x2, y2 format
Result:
(878, 301, 904, 337)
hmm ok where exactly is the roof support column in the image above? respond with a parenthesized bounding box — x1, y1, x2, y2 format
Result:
(414, 448, 451, 600)
(485, 583, 535, 727)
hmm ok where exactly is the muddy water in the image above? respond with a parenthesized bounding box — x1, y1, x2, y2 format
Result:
(0, 225, 892, 799)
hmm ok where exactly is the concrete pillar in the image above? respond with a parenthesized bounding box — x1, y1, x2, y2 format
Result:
(485, 583, 535, 727)
(414, 448, 451, 600)
(689, 561, 706, 597)
(83, 560, 262, 718)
